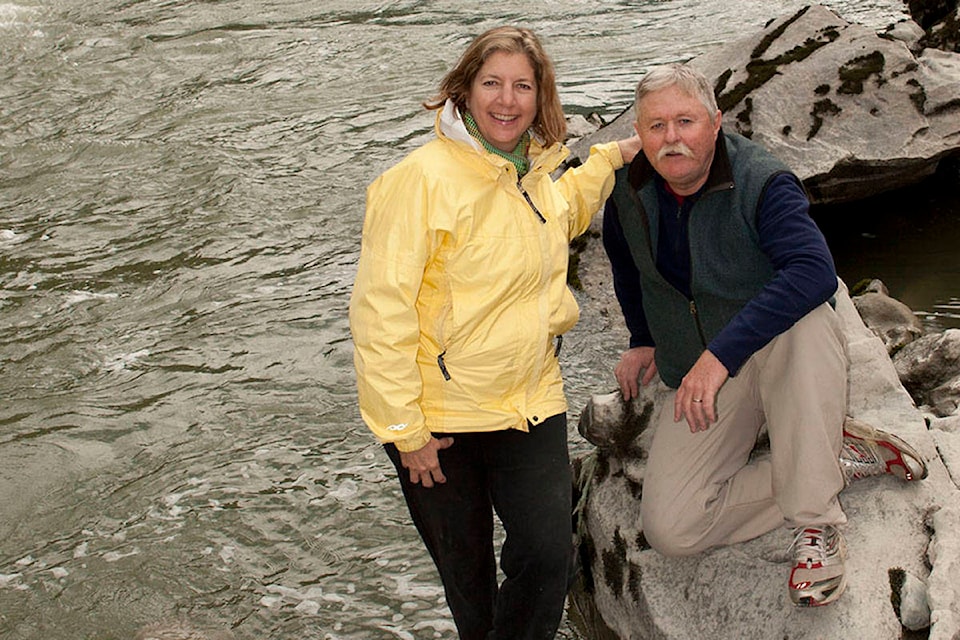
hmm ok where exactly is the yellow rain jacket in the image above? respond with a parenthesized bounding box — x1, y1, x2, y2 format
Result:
(350, 101, 623, 452)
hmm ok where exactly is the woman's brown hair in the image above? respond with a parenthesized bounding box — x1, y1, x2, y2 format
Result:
(424, 26, 567, 146)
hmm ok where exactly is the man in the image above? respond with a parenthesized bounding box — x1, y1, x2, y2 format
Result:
(603, 63, 927, 607)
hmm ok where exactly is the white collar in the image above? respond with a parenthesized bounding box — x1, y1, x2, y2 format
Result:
(439, 99, 482, 151)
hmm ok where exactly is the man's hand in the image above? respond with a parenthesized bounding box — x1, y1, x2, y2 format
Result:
(399, 436, 455, 488)
(614, 346, 657, 400)
(675, 350, 729, 432)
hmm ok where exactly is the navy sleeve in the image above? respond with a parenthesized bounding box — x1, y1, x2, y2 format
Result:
(708, 173, 838, 375)
(602, 198, 655, 349)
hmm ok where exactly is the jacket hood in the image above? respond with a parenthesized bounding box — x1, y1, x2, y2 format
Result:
(438, 99, 483, 150)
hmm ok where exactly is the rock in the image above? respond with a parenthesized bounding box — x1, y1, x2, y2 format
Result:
(851, 279, 925, 354)
(565, 113, 604, 142)
(922, 8, 960, 52)
(569, 282, 960, 640)
(929, 415, 960, 485)
(909, 0, 957, 31)
(894, 329, 960, 416)
(883, 18, 928, 53)
(578, 387, 656, 458)
(569, 4, 960, 204)
(926, 505, 960, 638)
(910, 0, 960, 52)
(893, 569, 932, 631)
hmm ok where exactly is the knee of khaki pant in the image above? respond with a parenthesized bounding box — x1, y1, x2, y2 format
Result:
(641, 497, 711, 557)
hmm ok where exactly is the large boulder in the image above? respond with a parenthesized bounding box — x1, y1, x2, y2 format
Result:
(569, 4, 960, 204)
(569, 282, 960, 640)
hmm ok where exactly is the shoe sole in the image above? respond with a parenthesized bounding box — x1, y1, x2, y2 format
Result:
(792, 572, 847, 607)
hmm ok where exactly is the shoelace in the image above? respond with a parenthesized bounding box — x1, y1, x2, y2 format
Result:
(791, 527, 831, 565)
(841, 440, 883, 480)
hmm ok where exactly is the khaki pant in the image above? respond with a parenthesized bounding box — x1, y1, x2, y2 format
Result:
(640, 303, 848, 556)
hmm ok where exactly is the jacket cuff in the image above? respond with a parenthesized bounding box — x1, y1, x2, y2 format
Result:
(393, 428, 433, 453)
(592, 140, 625, 170)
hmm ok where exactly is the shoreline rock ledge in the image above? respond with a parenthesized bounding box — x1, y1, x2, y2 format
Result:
(569, 281, 960, 640)
(569, 3, 960, 204)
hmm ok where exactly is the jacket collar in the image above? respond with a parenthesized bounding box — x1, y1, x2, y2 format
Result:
(627, 127, 735, 195)
(434, 99, 568, 175)
(438, 99, 482, 150)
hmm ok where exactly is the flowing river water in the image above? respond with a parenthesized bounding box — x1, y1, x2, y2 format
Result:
(1, 1, 957, 639)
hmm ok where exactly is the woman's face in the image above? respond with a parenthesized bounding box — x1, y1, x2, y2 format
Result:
(465, 51, 538, 153)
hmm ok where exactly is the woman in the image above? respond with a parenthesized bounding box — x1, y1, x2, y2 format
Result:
(349, 26, 639, 639)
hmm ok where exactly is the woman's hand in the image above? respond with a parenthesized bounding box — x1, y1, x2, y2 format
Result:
(617, 134, 643, 164)
(399, 436, 455, 488)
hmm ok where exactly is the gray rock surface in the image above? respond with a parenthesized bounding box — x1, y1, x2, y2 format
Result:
(570, 282, 960, 639)
(569, 4, 960, 204)
(895, 328, 960, 417)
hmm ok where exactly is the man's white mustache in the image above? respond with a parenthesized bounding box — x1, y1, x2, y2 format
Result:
(657, 143, 695, 161)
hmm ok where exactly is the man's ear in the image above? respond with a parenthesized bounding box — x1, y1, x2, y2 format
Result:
(713, 109, 722, 136)
(633, 120, 642, 137)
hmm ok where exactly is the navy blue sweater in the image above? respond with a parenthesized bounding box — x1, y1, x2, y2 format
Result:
(603, 172, 837, 377)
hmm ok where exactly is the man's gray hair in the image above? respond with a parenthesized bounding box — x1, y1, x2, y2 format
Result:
(634, 63, 719, 117)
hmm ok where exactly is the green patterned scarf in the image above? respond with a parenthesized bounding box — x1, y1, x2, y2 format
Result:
(463, 111, 531, 178)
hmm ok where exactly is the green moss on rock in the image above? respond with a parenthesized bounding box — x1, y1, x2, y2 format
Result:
(808, 98, 842, 139)
(718, 27, 842, 113)
(838, 51, 886, 95)
(907, 77, 927, 114)
(735, 97, 754, 138)
(888, 566, 905, 619)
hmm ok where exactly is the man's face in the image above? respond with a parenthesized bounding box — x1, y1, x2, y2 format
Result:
(634, 84, 722, 196)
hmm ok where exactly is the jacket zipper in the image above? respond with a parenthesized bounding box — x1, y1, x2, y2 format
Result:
(517, 180, 546, 224)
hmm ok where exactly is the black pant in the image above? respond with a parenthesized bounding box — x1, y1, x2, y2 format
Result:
(385, 414, 573, 640)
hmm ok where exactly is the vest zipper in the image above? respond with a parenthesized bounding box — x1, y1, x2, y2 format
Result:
(682, 198, 708, 349)
(517, 180, 546, 224)
(688, 300, 708, 347)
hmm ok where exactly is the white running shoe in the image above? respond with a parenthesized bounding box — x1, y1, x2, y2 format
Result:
(788, 525, 847, 607)
(841, 417, 927, 483)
